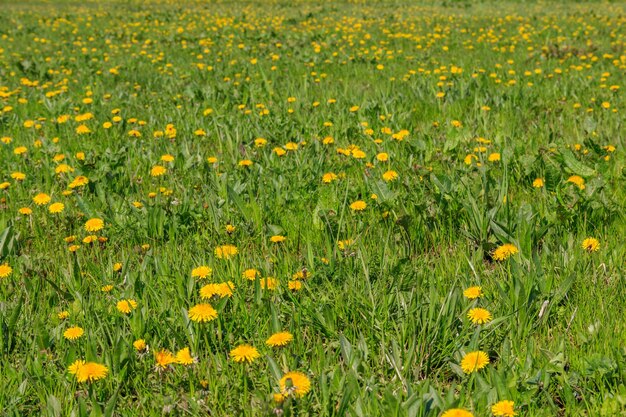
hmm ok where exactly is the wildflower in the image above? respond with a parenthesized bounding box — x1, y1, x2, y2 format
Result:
(69, 176, 89, 188)
(0, 182, 9, 190)
(350, 200, 367, 211)
(382, 170, 398, 181)
(84, 218, 104, 232)
(322, 172, 338, 183)
(238, 159, 253, 167)
(151, 165, 167, 177)
(288, 280, 303, 291)
(266, 332, 294, 347)
(274, 147, 286, 156)
(279, 371, 311, 397)
(188, 303, 218, 322)
(133, 339, 147, 352)
(11, 172, 26, 181)
(33, 193, 51, 205)
(270, 235, 286, 243)
(261, 277, 278, 290)
(230, 344, 260, 364)
(113, 263, 122, 272)
(467, 308, 492, 325)
(116, 299, 138, 314)
(58, 311, 69, 320)
(19, 207, 32, 215)
(488, 153, 501, 162)
(461, 350, 489, 374)
(581, 237, 600, 252)
(68, 360, 108, 383)
(441, 409, 474, 417)
(567, 175, 585, 190)
(0, 263, 12, 279)
(176, 347, 196, 365)
(532, 178, 544, 188)
(63, 326, 84, 340)
(48, 203, 65, 214)
(243, 269, 260, 280)
(491, 400, 516, 417)
(376, 152, 389, 162)
(161, 154, 174, 163)
(200, 282, 234, 299)
(492, 244, 518, 261)
(154, 349, 176, 370)
(101, 285, 114, 292)
(191, 265, 212, 279)
(225, 224, 236, 234)
(215, 244, 238, 259)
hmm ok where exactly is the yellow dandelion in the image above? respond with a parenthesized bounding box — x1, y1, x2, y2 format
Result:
(266, 332, 294, 348)
(33, 193, 51, 206)
(581, 237, 600, 252)
(350, 200, 367, 211)
(0, 263, 12, 279)
(188, 303, 218, 323)
(154, 349, 176, 370)
(567, 175, 585, 190)
(116, 299, 138, 314)
(230, 344, 261, 364)
(69, 361, 108, 383)
(84, 218, 104, 232)
(133, 339, 147, 352)
(191, 265, 212, 279)
(270, 235, 286, 243)
(150, 165, 167, 177)
(461, 350, 490, 374)
(382, 170, 399, 181)
(279, 371, 311, 398)
(63, 326, 84, 340)
(491, 400, 516, 417)
(441, 409, 474, 417)
(215, 244, 238, 259)
(176, 347, 196, 365)
(532, 178, 544, 188)
(261, 277, 278, 290)
(467, 308, 492, 325)
(492, 244, 518, 261)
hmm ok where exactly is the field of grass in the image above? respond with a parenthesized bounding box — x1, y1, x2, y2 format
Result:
(0, 1, 625, 416)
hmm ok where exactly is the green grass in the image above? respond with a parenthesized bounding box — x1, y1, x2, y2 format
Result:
(0, 1, 625, 416)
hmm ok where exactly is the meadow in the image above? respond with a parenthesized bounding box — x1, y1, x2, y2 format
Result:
(0, 0, 625, 416)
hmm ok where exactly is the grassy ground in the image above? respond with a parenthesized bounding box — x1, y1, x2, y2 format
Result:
(0, 1, 625, 416)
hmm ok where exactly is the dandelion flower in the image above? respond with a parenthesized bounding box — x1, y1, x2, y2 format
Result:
(19, 207, 32, 216)
(215, 244, 238, 259)
(350, 200, 367, 211)
(461, 351, 490, 374)
(63, 326, 84, 340)
(270, 235, 286, 243)
(288, 280, 303, 291)
(84, 218, 104, 232)
(491, 400, 516, 417)
(191, 265, 212, 279)
(188, 303, 218, 323)
(492, 244, 518, 261)
(441, 409, 474, 417)
(69, 360, 108, 383)
(133, 339, 147, 352)
(0, 263, 12, 279)
(567, 175, 585, 190)
(151, 165, 167, 177)
(261, 277, 278, 290)
(382, 170, 399, 182)
(230, 344, 260, 364)
(176, 347, 196, 365)
(532, 178, 544, 188)
(581, 237, 600, 252)
(200, 282, 234, 299)
(463, 286, 482, 300)
(467, 308, 492, 325)
(154, 349, 176, 370)
(266, 332, 294, 348)
(48, 202, 65, 214)
(33, 193, 51, 205)
(116, 299, 138, 314)
(243, 268, 260, 280)
(279, 371, 311, 398)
